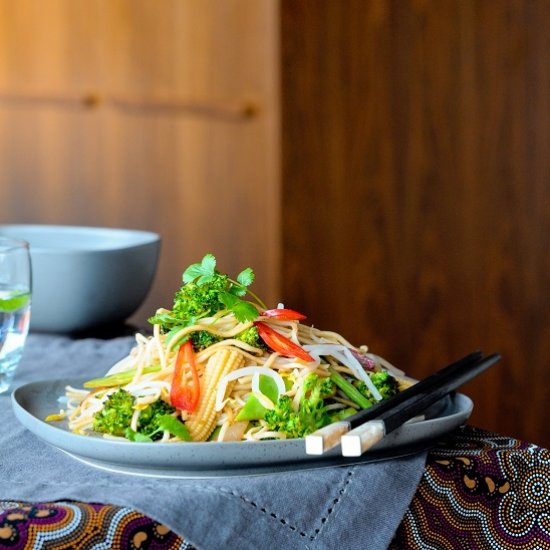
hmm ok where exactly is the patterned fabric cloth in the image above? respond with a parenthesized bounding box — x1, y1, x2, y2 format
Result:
(391, 425, 550, 550)
(1, 426, 548, 550)
(0, 501, 191, 550)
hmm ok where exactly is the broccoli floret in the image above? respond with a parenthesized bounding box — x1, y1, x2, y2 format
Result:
(148, 274, 230, 334)
(172, 275, 229, 324)
(93, 389, 135, 437)
(354, 371, 399, 401)
(137, 399, 177, 441)
(190, 325, 267, 352)
(371, 371, 399, 399)
(264, 396, 308, 438)
(303, 373, 336, 401)
(264, 374, 336, 438)
(235, 326, 261, 347)
(235, 326, 268, 350)
(92, 390, 190, 442)
(190, 330, 221, 351)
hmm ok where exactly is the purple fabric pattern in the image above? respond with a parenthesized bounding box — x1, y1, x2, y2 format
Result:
(0, 501, 191, 549)
(391, 425, 550, 549)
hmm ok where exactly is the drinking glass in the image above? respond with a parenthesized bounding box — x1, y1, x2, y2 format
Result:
(0, 237, 31, 394)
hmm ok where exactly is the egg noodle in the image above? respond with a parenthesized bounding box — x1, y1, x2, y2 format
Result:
(61, 256, 409, 443)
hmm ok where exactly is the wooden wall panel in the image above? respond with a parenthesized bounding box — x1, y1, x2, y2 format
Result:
(280, 0, 550, 447)
(0, 0, 280, 323)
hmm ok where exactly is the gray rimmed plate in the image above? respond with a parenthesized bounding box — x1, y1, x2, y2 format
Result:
(11, 377, 473, 478)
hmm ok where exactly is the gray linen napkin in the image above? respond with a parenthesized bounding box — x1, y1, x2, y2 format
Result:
(0, 335, 428, 550)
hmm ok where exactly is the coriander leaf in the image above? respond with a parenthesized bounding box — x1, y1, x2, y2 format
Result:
(231, 300, 260, 323)
(220, 292, 258, 323)
(201, 253, 217, 273)
(158, 415, 192, 441)
(219, 291, 258, 322)
(228, 284, 247, 297)
(197, 273, 215, 285)
(148, 312, 180, 326)
(183, 254, 216, 284)
(182, 263, 205, 283)
(237, 267, 255, 288)
(125, 427, 153, 443)
(219, 291, 239, 309)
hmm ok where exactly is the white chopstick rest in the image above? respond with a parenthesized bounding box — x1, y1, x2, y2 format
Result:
(305, 421, 350, 455)
(340, 420, 386, 457)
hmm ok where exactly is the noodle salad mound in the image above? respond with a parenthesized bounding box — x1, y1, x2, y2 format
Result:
(55, 254, 410, 443)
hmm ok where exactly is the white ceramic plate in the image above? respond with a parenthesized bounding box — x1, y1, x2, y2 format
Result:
(11, 377, 473, 478)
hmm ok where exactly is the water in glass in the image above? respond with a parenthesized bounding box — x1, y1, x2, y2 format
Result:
(0, 239, 31, 393)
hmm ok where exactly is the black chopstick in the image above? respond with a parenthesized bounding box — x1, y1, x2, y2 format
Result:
(305, 350, 483, 455)
(340, 352, 500, 456)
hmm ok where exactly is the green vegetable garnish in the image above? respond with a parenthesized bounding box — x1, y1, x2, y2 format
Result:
(159, 415, 192, 441)
(258, 374, 279, 404)
(235, 394, 268, 421)
(330, 367, 400, 410)
(208, 425, 222, 441)
(234, 326, 267, 352)
(148, 254, 267, 350)
(92, 389, 191, 442)
(329, 368, 374, 409)
(190, 330, 221, 351)
(124, 428, 154, 443)
(235, 374, 281, 421)
(84, 365, 162, 388)
(329, 407, 357, 422)
(354, 371, 399, 401)
(93, 389, 135, 437)
(137, 400, 178, 440)
(263, 373, 336, 438)
(126, 416, 191, 443)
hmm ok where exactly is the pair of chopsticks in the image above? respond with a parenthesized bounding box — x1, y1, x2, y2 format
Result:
(305, 351, 500, 457)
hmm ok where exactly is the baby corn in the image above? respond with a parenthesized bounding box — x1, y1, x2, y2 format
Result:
(186, 348, 245, 441)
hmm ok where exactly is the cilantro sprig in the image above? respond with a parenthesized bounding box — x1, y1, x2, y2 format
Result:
(149, 254, 266, 339)
(181, 253, 218, 285)
(182, 254, 265, 321)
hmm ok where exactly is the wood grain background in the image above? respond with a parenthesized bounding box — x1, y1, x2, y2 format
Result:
(280, 0, 549, 448)
(0, 0, 281, 317)
(0, 0, 548, 447)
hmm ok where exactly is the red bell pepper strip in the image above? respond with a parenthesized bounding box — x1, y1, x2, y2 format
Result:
(254, 321, 314, 362)
(261, 308, 307, 321)
(170, 340, 200, 412)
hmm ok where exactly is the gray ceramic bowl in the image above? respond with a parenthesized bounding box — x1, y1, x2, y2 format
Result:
(0, 225, 160, 333)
